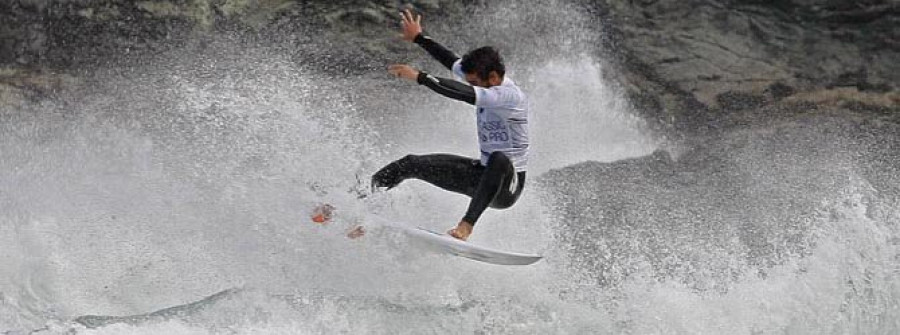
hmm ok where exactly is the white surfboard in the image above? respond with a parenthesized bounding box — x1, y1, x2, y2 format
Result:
(392, 226, 542, 266)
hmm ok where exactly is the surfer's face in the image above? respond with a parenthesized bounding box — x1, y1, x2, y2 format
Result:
(465, 71, 502, 88)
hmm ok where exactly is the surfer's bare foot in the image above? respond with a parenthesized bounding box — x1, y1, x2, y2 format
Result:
(347, 225, 365, 239)
(448, 221, 473, 241)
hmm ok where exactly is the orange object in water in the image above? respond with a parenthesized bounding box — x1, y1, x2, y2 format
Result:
(311, 204, 334, 224)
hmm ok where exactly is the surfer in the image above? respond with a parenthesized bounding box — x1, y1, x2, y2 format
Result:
(359, 9, 529, 241)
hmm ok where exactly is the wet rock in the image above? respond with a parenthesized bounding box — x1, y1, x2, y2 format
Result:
(590, 0, 899, 134)
(0, 0, 896, 134)
(0, 1, 464, 70)
(715, 91, 766, 112)
(0, 67, 77, 107)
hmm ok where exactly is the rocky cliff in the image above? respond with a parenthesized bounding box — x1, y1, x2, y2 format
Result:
(2, 0, 897, 134)
(588, 0, 898, 134)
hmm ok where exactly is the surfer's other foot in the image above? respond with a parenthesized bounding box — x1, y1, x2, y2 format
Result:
(347, 225, 366, 239)
(311, 203, 335, 224)
(447, 221, 474, 241)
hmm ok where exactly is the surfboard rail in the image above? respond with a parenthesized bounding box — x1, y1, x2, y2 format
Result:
(397, 226, 543, 266)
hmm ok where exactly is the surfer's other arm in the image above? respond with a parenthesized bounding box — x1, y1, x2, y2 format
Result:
(388, 64, 476, 105)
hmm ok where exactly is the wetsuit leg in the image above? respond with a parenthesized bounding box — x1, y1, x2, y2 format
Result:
(462, 151, 526, 225)
(371, 154, 482, 197)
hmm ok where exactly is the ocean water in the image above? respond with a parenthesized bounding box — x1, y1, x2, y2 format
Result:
(2, 1, 898, 334)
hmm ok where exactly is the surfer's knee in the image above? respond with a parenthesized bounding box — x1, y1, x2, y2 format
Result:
(489, 192, 520, 209)
(488, 203, 510, 210)
(399, 154, 419, 165)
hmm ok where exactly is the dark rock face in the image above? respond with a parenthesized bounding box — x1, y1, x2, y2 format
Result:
(590, 0, 898, 133)
(0, 0, 464, 69)
(0, 1, 48, 65)
(2, 1, 896, 129)
(2, 0, 192, 67)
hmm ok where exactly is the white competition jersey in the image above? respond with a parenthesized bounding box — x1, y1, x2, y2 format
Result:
(452, 60, 529, 172)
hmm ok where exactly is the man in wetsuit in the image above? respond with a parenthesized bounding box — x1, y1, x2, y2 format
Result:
(371, 9, 529, 241)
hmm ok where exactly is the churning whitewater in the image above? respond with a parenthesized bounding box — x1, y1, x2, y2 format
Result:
(2, 1, 898, 334)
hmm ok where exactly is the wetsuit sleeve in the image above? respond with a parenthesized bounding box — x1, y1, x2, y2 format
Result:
(417, 72, 476, 105)
(414, 34, 459, 70)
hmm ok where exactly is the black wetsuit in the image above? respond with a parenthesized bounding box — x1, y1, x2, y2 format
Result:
(372, 34, 527, 225)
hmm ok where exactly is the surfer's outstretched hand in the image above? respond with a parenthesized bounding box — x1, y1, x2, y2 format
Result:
(400, 8, 423, 42)
(388, 64, 419, 81)
(448, 221, 473, 241)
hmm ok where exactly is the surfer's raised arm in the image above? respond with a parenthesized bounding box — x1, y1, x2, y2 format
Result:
(400, 9, 459, 70)
(391, 9, 476, 104)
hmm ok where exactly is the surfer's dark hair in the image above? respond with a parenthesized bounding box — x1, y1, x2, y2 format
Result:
(461, 46, 505, 80)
